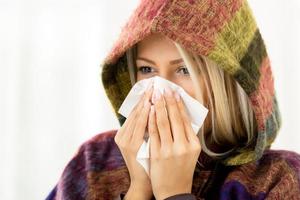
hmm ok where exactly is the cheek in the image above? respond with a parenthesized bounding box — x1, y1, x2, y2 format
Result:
(176, 77, 208, 105)
(175, 79, 196, 99)
(184, 86, 196, 99)
(136, 73, 152, 82)
(136, 73, 141, 81)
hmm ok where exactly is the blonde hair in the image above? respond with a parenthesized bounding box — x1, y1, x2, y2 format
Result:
(126, 42, 257, 158)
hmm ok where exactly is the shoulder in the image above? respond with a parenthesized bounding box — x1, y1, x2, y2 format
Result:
(261, 149, 300, 167)
(84, 129, 118, 144)
(74, 129, 124, 171)
(228, 149, 300, 179)
(255, 149, 300, 185)
(47, 129, 129, 200)
(222, 149, 300, 199)
(76, 129, 118, 160)
(59, 129, 123, 177)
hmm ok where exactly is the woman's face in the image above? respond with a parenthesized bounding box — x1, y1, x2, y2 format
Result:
(136, 33, 211, 135)
(136, 33, 198, 99)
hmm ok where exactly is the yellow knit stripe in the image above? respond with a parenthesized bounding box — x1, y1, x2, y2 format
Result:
(208, 1, 257, 75)
(225, 151, 256, 166)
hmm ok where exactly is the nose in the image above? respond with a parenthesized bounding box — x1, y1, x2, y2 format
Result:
(157, 71, 173, 82)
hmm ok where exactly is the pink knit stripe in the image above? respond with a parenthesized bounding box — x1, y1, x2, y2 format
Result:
(104, 0, 168, 65)
(154, 0, 243, 56)
(104, 0, 243, 65)
(249, 56, 275, 131)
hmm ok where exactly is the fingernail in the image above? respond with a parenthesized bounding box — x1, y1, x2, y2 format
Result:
(164, 86, 173, 97)
(146, 85, 154, 97)
(153, 88, 161, 103)
(146, 80, 153, 91)
(174, 91, 181, 102)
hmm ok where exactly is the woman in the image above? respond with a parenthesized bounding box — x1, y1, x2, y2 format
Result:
(46, 0, 300, 199)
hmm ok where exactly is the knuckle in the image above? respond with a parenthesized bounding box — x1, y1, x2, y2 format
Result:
(121, 143, 135, 153)
(141, 108, 149, 120)
(191, 134, 200, 143)
(172, 118, 181, 127)
(149, 128, 157, 136)
(114, 136, 119, 144)
(167, 98, 177, 107)
(174, 146, 188, 156)
(155, 101, 164, 110)
(182, 114, 191, 124)
(161, 148, 172, 158)
(189, 134, 198, 141)
(182, 116, 189, 123)
(151, 155, 160, 163)
(191, 143, 201, 153)
(118, 140, 127, 148)
(176, 150, 188, 157)
(157, 119, 167, 129)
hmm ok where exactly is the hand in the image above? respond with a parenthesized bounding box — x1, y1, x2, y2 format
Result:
(148, 86, 201, 200)
(114, 83, 154, 200)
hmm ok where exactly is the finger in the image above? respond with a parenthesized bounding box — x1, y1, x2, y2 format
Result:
(132, 98, 152, 143)
(120, 101, 143, 142)
(163, 87, 186, 143)
(176, 95, 197, 142)
(149, 105, 160, 158)
(120, 84, 154, 141)
(153, 88, 173, 146)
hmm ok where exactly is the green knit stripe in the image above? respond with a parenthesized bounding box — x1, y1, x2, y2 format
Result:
(224, 150, 256, 166)
(224, 129, 266, 166)
(266, 95, 281, 145)
(234, 30, 267, 95)
(102, 55, 132, 126)
(208, 0, 257, 75)
(224, 94, 280, 166)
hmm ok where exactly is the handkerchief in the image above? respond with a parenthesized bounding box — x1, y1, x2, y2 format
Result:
(118, 76, 208, 175)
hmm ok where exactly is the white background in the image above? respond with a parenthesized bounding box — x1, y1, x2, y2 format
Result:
(0, 0, 299, 199)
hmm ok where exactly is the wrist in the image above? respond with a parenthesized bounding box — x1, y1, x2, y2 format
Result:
(124, 184, 153, 200)
(155, 187, 192, 200)
(124, 192, 151, 200)
(164, 193, 196, 200)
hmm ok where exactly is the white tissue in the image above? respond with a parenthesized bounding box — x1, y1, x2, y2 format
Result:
(118, 76, 208, 175)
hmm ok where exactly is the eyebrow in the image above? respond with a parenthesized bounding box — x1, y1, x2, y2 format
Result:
(136, 57, 184, 65)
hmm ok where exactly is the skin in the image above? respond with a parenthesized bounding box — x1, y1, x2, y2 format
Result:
(136, 33, 198, 99)
(114, 33, 209, 199)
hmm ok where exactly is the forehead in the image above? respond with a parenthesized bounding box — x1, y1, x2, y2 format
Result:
(136, 33, 180, 58)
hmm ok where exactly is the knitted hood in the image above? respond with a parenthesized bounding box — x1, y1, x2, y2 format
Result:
(101, 0, 281, 166)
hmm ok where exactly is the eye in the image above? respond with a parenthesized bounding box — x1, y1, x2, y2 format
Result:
(137, 66, 154, 74)
(177, 66, 190, 75)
